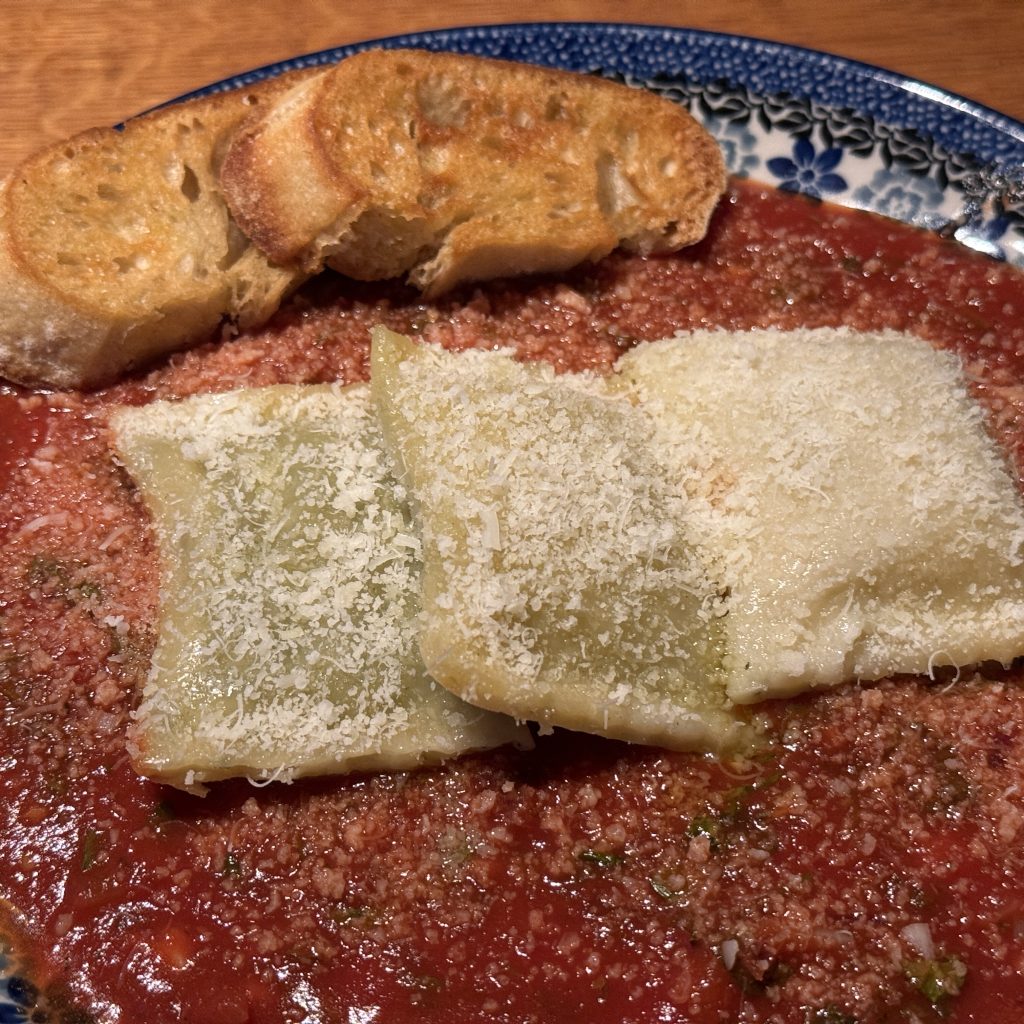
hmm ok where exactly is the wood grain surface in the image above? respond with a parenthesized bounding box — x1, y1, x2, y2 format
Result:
(1, 0, 1021, 177)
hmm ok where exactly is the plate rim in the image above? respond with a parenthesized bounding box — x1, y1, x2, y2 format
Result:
(165, 20, 1024, 169)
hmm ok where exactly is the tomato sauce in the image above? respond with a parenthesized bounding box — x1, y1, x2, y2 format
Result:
(2, 181, 1024, 1023)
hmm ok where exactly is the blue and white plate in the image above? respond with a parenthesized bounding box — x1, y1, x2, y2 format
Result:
(4, 20, 1024, 1023)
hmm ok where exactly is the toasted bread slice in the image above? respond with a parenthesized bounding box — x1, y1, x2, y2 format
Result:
(221, 49, 726, 296)
(0, 70, 316, 390)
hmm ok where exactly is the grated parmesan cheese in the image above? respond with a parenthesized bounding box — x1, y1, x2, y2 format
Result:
(617, 327, 1024, 702)
(370, 327, 751, 752)
(110, 383, 529, 792)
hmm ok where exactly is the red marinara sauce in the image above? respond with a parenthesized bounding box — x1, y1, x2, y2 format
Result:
(2, 180, 1024, 1024)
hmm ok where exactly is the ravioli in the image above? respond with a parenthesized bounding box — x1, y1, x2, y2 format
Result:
(110, 384, 528, 792)
(617, 328, 1024, 702)
(370, 327, 750, 752)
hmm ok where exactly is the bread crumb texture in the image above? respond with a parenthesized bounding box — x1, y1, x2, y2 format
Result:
(110, 384, 528, 791)
(0, 73, 311, 389)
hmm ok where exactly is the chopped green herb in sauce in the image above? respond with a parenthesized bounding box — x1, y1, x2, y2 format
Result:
(221, 851, 242, 877)
(577, 849, 624, 869)
(80, 829, 102, 872)
(905, 955, 968, 1010)
(809, 1007, 857, 1024)
(649, 877, 678, 901)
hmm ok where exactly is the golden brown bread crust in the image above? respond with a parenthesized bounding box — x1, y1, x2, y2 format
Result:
(0, 70, 317, 390)
(0, 51, 725, 389)
(220, 49, 727, 297)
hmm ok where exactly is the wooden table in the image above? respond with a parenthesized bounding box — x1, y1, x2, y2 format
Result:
(1, 0, 1021, 177)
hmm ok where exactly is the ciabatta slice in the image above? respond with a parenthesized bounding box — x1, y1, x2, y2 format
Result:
(221, 49, 726, 296)
(0, 71, 315, 389)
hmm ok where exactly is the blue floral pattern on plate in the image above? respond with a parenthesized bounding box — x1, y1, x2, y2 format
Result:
(627, 63, 1023, 263)
(766, 138, 847, 198)
(852, 167, 947, 229)
(6, 21, 1024, 1019)
(703, 115, 760, 179)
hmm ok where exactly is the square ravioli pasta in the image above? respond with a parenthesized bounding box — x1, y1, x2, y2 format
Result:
(370, 327, 751, 753)
(110, 383, 528, 792)
(616, 327, 1024, 702)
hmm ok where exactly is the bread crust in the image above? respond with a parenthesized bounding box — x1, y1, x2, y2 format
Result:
(0, 70, 316, 389)
(221, 49, 726, 297)
(1, 51, 726, 388)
